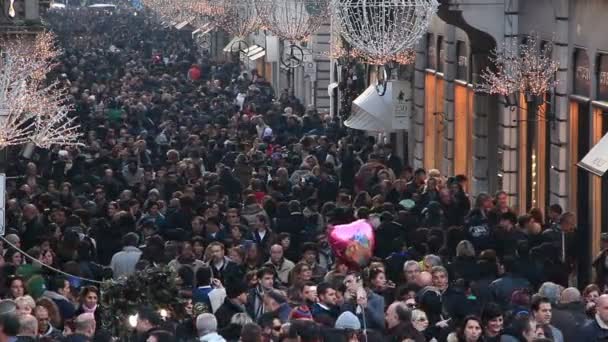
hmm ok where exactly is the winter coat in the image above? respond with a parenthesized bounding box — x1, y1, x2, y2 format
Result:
(214, 298, 246, 329)
(551, 301, 588, 342)
(241, 204, 268, 227)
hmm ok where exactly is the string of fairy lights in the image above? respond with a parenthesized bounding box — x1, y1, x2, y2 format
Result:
(477, 34, 560, 100)
(0, 32, 81, 149)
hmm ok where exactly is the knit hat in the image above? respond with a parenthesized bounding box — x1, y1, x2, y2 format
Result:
(289, 305, 313, 320)
(335, 311, 361, 330)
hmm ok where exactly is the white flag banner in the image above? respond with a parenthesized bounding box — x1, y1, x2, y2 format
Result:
(579, 132, 608, 176)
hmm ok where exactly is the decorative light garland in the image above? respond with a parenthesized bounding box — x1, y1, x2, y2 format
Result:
(0, 32, 81, 149)
(330, 0, 438, 65)
(211, 0, 261, 38)
(326, 34, 415, 66)
(257, 0, 331, 42)
(477, 34, 559, 98)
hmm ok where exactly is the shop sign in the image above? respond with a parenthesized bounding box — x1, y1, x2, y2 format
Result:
(574, 48, 590, 97)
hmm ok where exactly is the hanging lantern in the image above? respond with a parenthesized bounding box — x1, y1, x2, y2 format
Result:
(331, 0, 438, 65)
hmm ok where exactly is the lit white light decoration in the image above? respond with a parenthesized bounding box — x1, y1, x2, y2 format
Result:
(331, 0, 438, 65)
(0, 32, 80, 149)
(326, 36, 415, 66)
(213, 0, 261, 38)
(257, 0, 331, 42)
(477, 34, 559, 100)
(142, 0, 217, 30)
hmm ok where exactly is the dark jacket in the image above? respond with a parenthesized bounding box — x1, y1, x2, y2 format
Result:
(62, 334, 91, 342)
(44, 291, 77, 321)
(246, 286, 266, 321)
(340, 291, 385, 331)
(311, 303, 339, 327)
(215, 297, 246, 329)
(447, 256, 479, 282)
(210, 259, 242, 284)
(16, 337, 37, 342)
(385, 322, 425, 342)
(580, 316, 608, 341)
(551, 301, 589, 342)
(488, 273, 532, 310)
(594, 249, 608, 290)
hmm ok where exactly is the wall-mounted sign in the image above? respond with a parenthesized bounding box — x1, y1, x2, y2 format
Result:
(598, 54, 608, 101)
(427, 34, 436, 70)
(574, 48, 590, 97)
(579, 132, 608, 177)
(437, 36, 445, 73)
(456, 41, 468, 81)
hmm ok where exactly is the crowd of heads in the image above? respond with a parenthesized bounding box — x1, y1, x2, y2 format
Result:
(0, 3, 605, 342)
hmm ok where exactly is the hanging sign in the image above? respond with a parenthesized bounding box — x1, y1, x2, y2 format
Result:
(579, 132, 608, 176)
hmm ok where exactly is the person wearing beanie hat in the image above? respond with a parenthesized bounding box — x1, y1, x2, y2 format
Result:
(214, 282, 249, 330)
(335, 311, 361, 330)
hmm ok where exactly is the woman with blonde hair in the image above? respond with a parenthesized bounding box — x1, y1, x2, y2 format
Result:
(15, 295, 36, 316)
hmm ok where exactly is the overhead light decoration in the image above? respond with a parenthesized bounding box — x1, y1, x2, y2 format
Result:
(331, 0, 438, 94)
(213, 0, 261, 38)
(0, 32, 80, 149)
(257, 0, 330, 42)
(477, 34, 559, 109)
(331, 0, 437, 65)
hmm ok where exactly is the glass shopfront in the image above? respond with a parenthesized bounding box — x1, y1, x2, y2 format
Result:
(424, 72, 444, 171)
(453, 41, 473, 180)
(423, 34, 444, 171)
(570, 48, 592, 284)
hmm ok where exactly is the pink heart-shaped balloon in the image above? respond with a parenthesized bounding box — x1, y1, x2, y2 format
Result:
(328, 219, 375, 268)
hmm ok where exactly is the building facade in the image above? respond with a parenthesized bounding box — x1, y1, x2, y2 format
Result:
(243, 22, 332, 114)
(407, 0, 608, 279)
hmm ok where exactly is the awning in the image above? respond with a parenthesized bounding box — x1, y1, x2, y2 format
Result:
(175, 20, 191, 30)
(345, 81, 410, 132)
(327, 82, 338, 97)
(244, 45, 265, 61)
(192, 23, 214, 38)
(578, 132, 608, 176)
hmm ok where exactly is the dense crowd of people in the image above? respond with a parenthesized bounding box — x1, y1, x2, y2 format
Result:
(1, 4, 608, 342)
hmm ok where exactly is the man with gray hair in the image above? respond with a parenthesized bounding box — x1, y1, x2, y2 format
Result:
(552, 287, 587, 342)
(196, 313, 226, 342)
(403, 260, 421, 284)
(538, 282, 562, 305)
(16, 314, 37, 341)
(64, 313, 96, 342)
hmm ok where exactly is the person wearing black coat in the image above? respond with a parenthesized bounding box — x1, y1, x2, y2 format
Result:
(551, 288, 588, 342)
(214, 282, 249, 330)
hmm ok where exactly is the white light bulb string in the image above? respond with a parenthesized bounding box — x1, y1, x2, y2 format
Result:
(0, 235, 104, 285)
